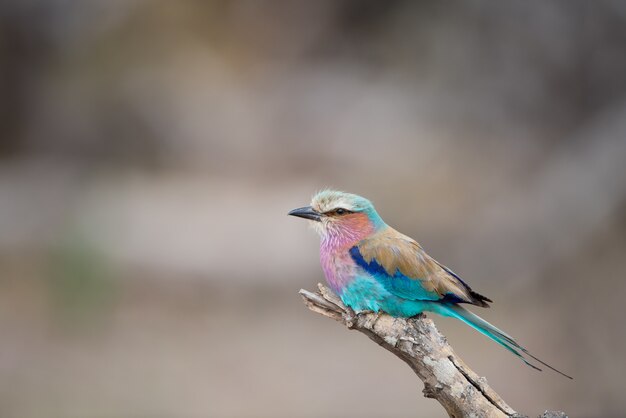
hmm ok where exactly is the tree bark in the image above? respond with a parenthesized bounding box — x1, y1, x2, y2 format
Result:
(299, 283, 568, 418)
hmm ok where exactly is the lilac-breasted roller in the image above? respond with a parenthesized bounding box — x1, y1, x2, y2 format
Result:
(289, 190, 571, 379)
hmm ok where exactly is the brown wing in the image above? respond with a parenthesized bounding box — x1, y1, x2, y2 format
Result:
(354, 226, 491, 307)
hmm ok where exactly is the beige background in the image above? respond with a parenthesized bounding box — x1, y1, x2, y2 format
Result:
(1, 1, 625, 417)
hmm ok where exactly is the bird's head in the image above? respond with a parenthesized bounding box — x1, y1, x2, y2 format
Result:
(288, 190, 386, 242)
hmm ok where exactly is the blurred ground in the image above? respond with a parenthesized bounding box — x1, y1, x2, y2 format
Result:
(1, 1, 626, 417)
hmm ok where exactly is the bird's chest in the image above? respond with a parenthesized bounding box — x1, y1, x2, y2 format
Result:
(319, 248, 388, 313)
(319, 248, 359, 295)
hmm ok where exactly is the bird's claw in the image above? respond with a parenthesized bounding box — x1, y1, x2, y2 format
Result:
(344, 308, 383, 329)
(343, 307, 357, 328)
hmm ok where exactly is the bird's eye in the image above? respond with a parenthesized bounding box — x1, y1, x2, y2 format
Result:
(335, 208, 347, 215)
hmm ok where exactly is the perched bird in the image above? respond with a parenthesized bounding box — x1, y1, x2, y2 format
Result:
(289, 189, 571, 379)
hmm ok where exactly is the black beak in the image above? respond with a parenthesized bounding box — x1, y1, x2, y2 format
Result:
(288, 206, 322, 222)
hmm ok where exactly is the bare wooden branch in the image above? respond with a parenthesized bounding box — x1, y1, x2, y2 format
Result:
(300, 284, 568, 418)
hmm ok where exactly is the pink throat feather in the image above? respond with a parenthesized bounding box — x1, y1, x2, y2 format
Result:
(319, 213, 376, 292)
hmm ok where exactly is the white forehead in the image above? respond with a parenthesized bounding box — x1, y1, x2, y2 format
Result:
(311, 190, 367, 213)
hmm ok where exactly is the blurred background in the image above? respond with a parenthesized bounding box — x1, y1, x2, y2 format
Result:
(1, 1, 626, 417)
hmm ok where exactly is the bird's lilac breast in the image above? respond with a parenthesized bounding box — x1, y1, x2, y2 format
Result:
(318, 212, 384, 307)
(320, 247, 358, 295)
(319, 239, 391, 313)
(318, 221, 368, 294)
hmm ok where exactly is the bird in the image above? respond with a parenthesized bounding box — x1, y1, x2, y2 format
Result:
(288, 189, 572, 379)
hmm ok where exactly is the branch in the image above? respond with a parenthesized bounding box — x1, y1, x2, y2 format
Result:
(300, 284, 568, 418)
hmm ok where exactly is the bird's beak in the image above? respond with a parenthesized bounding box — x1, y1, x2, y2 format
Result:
(288, 206, 322, 222)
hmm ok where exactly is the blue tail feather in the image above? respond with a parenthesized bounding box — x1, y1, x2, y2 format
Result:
(437, 303, 573, 380)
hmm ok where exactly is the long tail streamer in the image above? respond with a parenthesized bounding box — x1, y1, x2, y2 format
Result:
(442, 304, 573, 379)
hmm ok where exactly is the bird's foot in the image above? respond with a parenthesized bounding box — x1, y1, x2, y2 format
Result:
(352, 309, 383, 329)
(369, 310, 383, 324)
(343, 306, 357, 328)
